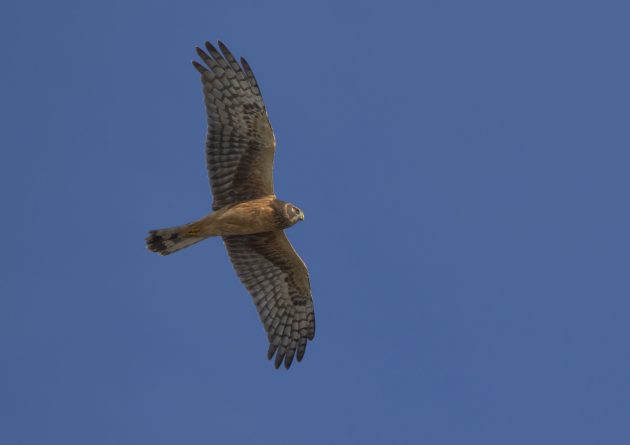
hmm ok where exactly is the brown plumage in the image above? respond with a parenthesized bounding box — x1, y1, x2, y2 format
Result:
(146, 41, 315, 369)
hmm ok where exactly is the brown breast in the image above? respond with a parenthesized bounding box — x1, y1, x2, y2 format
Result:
(206, 195, 286, 236)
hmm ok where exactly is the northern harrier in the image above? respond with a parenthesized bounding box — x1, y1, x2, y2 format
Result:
(146, 41, 315, 369)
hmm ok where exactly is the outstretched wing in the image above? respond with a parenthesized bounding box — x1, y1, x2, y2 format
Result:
(193, 42, 276, 211)
(223, 231, 315, 369)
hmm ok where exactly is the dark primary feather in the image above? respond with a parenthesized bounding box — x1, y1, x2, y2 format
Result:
(193, 41, 276, 211)
(223, 231, 315, 369)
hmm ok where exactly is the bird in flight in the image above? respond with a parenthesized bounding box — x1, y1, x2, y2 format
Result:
(146, 41, 315, 369)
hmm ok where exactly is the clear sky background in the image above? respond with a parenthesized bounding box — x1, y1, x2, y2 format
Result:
(2, 1, 629, 444)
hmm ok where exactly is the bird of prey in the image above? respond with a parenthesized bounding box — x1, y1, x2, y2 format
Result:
(146, 41, 315, 369)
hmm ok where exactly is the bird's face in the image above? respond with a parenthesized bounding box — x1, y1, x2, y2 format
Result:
(285, 203, 305, 226)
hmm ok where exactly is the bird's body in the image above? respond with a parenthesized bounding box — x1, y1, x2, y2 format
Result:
(147, 195, 303, 253)
(146, 41, 315, 369)
(205, 196, 295, 236)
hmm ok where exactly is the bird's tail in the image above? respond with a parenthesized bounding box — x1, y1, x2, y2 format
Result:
(146, 222, 209, 255)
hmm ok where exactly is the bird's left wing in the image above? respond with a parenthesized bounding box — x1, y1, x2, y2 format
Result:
(223, 231, 315, 369)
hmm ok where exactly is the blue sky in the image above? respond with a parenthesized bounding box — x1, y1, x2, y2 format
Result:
(2, 0, 629, 444)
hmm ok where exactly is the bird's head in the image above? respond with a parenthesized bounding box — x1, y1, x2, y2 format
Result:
(284, 203, 305, 226)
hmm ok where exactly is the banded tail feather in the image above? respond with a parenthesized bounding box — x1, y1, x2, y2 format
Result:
(146, 223, 208, 255)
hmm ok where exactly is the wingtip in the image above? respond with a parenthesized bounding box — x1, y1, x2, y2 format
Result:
(191, 60, 206, 73)
(296, 342, 307, 362)
(267, 343, 278, 360)
(194, 46, 206, 58)
(284, 352, 295, 369)
(205, 40, 219, 54)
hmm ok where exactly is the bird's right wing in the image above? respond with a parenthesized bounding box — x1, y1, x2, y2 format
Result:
(193, 42, 276, 211)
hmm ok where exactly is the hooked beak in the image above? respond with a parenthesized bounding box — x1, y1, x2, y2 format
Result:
(299, 213, 305, 221)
